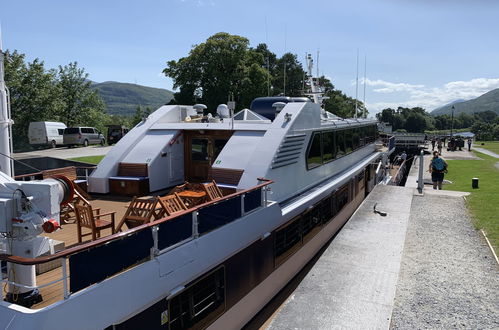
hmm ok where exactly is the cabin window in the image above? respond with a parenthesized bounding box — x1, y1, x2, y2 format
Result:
(301, 206, 322, 243)
(335, 131, 346, 158)
(57, 129, 64, 135)
(275, 217, 302, 266)
(335, 184, 349, 213)
(359, 127, 366, 147)
(191, 138, 209, 161)
(321, 195, 335, 224)
(306, 132, 322, 170)
(323, 131, 334, 163)
(345, 129, 354, 153)
(169, 267, 225, 330)
(352, 129, 360, 150)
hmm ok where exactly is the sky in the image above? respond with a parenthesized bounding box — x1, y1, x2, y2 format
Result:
(1, 0, 499, 114)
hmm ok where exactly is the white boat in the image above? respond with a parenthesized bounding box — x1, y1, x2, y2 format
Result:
(0, 51, 390, 329)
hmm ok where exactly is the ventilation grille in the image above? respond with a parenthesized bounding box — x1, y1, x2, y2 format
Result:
(271, 134, 306, 169)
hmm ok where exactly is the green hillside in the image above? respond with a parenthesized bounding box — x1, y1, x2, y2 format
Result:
(91, 81, 174, 116)
(431, 88, 499, 116)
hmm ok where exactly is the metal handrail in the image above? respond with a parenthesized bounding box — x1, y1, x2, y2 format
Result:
(0, 179, 273, 266)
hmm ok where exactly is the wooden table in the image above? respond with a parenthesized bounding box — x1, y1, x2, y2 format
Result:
(177, 190, 207, 206)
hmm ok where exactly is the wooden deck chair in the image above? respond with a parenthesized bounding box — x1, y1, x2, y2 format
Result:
(74, 203, 115, 243)
(116, 197, 159, 231)
(201, 180, 223, 201)
(157, 193, 188, 218)
(60, 189, 100, 224)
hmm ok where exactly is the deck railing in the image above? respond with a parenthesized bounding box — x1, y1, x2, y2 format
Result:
(0, 179, 272, 305)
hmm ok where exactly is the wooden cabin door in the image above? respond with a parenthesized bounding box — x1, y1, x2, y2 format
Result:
(184, 131, 233, 182)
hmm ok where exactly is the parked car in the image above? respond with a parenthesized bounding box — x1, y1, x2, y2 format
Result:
(106, 125, 129, 145)
(63, 127, 105, 147)
(28, 122, 67, 148)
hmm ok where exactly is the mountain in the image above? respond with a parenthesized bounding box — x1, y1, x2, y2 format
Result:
(432, 99, 466, 112)
(431, 88, 499, 116)
(91, 81, 174, 116)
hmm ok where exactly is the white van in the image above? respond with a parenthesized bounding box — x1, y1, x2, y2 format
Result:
(28, 122, 67, 148)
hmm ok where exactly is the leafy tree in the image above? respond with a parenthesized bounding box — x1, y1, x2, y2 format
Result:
(131, 105, 152, 127)
(56, 62, 106, 131)
(405, 112, 427, 133)
(164, 32, 270, 110)
(273, 53, 306, 97)
(4, 51, 63, 149)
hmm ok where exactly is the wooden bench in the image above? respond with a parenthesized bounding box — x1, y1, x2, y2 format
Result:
(208, 167, 244, 194)
(109, 163, 149, 196)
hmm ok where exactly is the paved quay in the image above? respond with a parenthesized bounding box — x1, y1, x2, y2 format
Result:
(13, 145, 112, 160)
(265, 149, 498, 329)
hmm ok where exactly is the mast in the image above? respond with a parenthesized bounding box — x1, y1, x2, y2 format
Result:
(306, 54, 319, 104)
(363, 54, 367, 118)
(0, 27, 13, 177)
(355, 48, 359, 118)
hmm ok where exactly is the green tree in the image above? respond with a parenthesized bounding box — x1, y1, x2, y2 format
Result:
(4, 51, 63, 149)
(405, 112, 427, 133)
(273, 53, 306, 97)
(164, 32, 269, 110)
(56, 62, 106, 131)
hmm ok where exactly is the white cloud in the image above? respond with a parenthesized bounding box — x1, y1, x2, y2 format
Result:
(364, 77, 499, 113)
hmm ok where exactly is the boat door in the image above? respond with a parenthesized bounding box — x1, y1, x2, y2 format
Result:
(184, 131, 232, 182)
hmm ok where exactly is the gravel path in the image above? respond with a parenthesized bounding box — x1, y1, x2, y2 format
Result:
(391, 194, 499, 329)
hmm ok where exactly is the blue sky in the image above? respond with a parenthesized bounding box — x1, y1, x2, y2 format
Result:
(2, 0, 499, 113)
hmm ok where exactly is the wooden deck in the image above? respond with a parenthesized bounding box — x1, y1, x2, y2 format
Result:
(31, 196, 132, 309)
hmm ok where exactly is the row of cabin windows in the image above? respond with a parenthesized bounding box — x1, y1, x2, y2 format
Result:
(166, 182, 352, 329)
(275, 183, 350, 266)
(307, 125, 378, 170)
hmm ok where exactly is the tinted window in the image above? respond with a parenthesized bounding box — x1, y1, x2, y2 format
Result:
(81, 128, 93, 134)
(323, 131, 334, 163)
(335, 131, 346, 157)
(191, 139, 208, 161)
(359, 127, 366, 146)
(275, 217, 302, 266)
(336, 184, 349, 212)
(169, 267, 225, 330)
(64, 127, 79, 134)
(57, 129, 64, 135)
(345, 129, 353, 153)
(307, 132, 322, 169)
(352, 129, 360, 150)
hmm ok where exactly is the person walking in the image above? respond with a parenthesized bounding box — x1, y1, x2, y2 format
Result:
(431, 137, 436, 151)
(437, 139, 443, 155)
(429, 151, 448, 190)
(467, 137, 472, 151)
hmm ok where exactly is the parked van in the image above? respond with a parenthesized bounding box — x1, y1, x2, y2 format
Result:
(106, 125, 129, 145)
(28, 122, 67, 148)
(63, 127, 106, 147)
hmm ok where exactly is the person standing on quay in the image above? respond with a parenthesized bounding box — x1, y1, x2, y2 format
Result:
(431, 137, 436, 151)
(467, 137, 472, 151)
(437, 139, 443, 155)
(429, 151, 448, 190)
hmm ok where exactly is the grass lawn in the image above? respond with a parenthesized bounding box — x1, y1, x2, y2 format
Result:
(445, 151, 499, 253)
(68, 155, 105, 164)
(475, 140, 499, 154)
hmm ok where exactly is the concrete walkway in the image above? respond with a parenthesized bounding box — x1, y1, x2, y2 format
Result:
(473, 147, 499, 158)
(267, 185, 414, 329)
(13, 145, 112, 160)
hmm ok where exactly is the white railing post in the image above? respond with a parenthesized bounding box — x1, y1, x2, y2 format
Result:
(417, 149, 424, 193)
(62, 257, 69, 299)
(151, 226, 159, 258)
(192, 212, 199, 238)
(241, 194, 245, 216)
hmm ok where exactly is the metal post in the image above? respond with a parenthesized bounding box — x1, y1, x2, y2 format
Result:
(62, 257, 69, 299)
(241, 194, 245, 216)
(151, 226, 159, 258)
(417, 150, 424, 193)
(192, 212, 199, 238)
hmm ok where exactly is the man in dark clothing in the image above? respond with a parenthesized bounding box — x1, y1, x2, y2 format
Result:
(429, 151, 448, 190)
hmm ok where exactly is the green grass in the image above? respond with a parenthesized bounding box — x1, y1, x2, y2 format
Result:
(69, 155, 105, 164)
(475, 141, 499, 154)
(445, 151, 499, 253)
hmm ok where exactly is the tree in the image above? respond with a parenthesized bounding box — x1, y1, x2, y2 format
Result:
(405, 112, 427, 133)
(56, 62, 106, 131)
(4, 51, 63, 149)
(273, 53, 306, 97)
(164, 32, 270, 110)
(131, 105, 152, 127)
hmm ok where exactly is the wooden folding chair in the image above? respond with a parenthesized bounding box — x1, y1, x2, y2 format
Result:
(74, 203, 115, 243)
(116, 197, 159, 231)
(201, 180, 223, 201)
(157, 193, 188, 218)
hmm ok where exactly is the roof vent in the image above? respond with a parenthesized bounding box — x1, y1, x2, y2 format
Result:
(193, 104, 207, 115)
